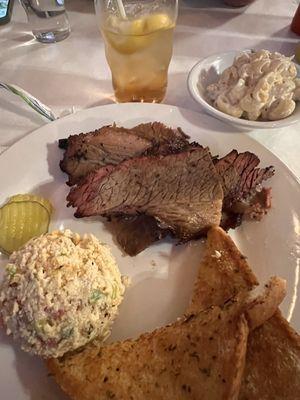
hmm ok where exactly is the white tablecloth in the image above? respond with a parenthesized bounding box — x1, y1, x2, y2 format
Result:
(1, 0, 300, 178)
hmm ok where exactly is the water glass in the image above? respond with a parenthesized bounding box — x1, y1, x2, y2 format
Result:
(95, 0, 178, 103)
(20, 0, 71, 43)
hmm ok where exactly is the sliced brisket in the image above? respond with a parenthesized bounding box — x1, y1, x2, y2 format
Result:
(60, 126, 152, 186)
(215, 150, 275, 230)
(112, 215, 168, 256)
(215, 150, 275, 208)
(129, 122, 190, 155)
(60, 121, 275, 255)
(67, 147, 224, 240)
(60, 123, 190, 186)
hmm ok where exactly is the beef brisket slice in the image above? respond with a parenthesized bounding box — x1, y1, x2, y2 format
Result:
(60, 126, 152, 186)
(112, 215, 168, 256)
(67, 148, 224, 239)
(130, 122, 190, 155)
(60, 123, 190, 186)
(215, 149, 275, 208)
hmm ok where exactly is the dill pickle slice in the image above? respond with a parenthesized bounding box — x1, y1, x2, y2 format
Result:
(0, 201, 50, 255)
(7, 194, 53, 216)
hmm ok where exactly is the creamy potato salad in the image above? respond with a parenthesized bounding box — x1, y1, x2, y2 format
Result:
(206, 49, 300, 121)
(0, 230, 128, 358)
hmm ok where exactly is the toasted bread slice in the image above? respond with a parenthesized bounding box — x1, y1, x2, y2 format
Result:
(187, 227, 258, 314)
(48, 299, 250, 400)
(188, 226, 300, 400)
(240, 310, 300, 400)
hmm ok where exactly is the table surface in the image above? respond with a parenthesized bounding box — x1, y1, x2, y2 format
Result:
(1, 0, 300, 179)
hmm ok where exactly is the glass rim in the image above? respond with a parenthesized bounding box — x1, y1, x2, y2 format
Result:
(95, 0, 178, 18)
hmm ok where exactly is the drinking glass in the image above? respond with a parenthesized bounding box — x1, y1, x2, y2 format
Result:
(95, 0, 178, 103)
(20, 0, 71, 43)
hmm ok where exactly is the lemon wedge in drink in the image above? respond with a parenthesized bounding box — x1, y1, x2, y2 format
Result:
(0, 194, 53, 255)
(144, 13, 173, 33)
(105, 13, 173, 55)
(129, 18, 147, 34)
(105, 17, 148, 55)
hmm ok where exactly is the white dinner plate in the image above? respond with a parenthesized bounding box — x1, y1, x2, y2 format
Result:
(0, 103, 299, 399)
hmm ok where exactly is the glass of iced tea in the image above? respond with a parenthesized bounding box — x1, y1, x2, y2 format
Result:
(95, 0, 178, 103)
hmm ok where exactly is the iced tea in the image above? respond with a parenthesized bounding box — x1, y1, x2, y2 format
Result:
(101, 12, 176, 103)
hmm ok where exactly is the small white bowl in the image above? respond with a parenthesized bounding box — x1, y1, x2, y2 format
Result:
(187, 50, 300, 130)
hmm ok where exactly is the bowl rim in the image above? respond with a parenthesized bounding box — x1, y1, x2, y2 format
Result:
(187, 49, 300, 130)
